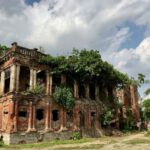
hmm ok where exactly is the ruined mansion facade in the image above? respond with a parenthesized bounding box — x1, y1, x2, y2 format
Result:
(0, 43, 140, 144)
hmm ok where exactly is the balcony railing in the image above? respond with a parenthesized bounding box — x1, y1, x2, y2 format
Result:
(0, 46, 46, 64)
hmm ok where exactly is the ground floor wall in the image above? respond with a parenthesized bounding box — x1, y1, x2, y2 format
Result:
(2, 131, 73, 145)
(1, 129, 102, 145)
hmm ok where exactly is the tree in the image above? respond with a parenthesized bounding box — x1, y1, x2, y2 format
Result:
(138, 73, 145, 84)
(145, 88, 150, 96)
(143, 99, 150, 120)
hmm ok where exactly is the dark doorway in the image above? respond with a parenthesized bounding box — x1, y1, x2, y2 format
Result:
(4, 68, 10, 93)
(4, 78, 10, 93)
(19, 66, 30, 91)
(89, 83, 95, 100)
(37, 70, 46, 93)
(91, 112, 96, 127)
(79, 83, 86, 98)
(52, 110, 59, 121)
(79, 111, 85, 127)
(36, 109, 44, 120)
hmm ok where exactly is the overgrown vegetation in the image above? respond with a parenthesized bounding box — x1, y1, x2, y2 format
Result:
(39, 49, 131, 90)
(72, 132, 81, 140)
(53, 86, 74, 110)
(123, 108, 134, 131)
(101, 109, 115, 127)
(0, 44, 9, 56)
(142, 99, 150, 120)
(29, 84, 45, 95)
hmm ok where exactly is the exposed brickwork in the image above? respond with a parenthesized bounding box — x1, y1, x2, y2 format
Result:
(117, 85, 140, 122)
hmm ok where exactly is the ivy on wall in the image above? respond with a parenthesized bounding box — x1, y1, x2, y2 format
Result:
(53, 86, 74, 110)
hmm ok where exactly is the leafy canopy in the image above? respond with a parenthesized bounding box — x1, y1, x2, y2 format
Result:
(143, 99, 150, 110)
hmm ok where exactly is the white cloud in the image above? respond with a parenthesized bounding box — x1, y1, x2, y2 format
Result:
(0, 0, 150, 95)
(0, 0, 150, 52)
(105, 37, 150, 79)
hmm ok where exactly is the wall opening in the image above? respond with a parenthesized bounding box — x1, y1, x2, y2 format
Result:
(4, 78, 10, 93)
(89, 83, 95, 100)
(91, 112, 96, 127)
(78, 83, 85, 98)
(37, 70, 46, 92)
(66, 111, 73, 128)
(3, 111, 8, 115)
(79, 111, 85, 127)
(19, 66, 30, 91)
(52, 110, 59, 121)
(36, 109, 44, 120)
(52, 75, 61, 93)
(4, 68, 10, 93)
(19, 111, 27, 117)
(66, 74, 74, 91)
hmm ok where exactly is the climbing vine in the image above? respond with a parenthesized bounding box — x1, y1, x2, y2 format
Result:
(53, 86, 74, 110)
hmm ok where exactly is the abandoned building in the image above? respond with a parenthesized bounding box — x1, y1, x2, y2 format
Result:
(0, 42, 140, 144)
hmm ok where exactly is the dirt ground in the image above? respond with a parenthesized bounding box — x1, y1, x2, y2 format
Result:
(2, 132, 150, 150)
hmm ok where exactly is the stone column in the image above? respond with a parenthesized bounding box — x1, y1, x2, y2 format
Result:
(45, 102, 50, 131)
(59, 107, 67, 131)
(33, 70, 37, 88)
(10, 65, 17, 92)
(29, 69, 34, 90)
(27, 102, 32, 132)
(74, 80, 79, 98)
(46, 72, 50, 95)
(13, 101, 18, 132)
(63, 109, 67, 129)
(60, 107, 64, 130)
(95, 83, 99, 100)
(30, 69, 37, 90)
(49, 74, 53, 96)
(73, 107, 80, 130)
(27, 102, 36, 132)
(32, 104, 36, 131)
(85, 83, 89, 99)
(0, 71, 5, 95)
(16, 65, 20, 92)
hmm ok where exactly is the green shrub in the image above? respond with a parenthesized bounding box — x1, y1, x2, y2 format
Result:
(53, 86, 74, 110)
(101, 109, 115, 127)
(145, 131, 150, 137)
(30, 84, 44, 95)
(72, 132, 81, 140)
(0, 141, 5, 147)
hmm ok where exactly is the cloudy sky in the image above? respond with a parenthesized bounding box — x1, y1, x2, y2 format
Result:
(0, 0, 150, 96)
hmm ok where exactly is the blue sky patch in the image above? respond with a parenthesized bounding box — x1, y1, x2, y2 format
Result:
(25, 0, 40, 6)
(119, 21, 146, 49)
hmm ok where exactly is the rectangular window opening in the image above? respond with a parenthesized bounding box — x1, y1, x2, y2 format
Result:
(19, 111, 27, 117)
